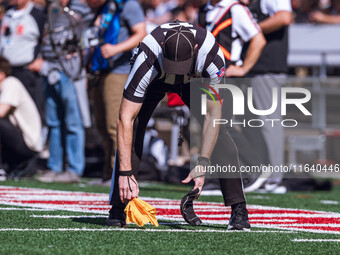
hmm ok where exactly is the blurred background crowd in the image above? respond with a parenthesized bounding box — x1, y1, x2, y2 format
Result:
(0, 0, 339, 193)
(1, 0, 340, 28)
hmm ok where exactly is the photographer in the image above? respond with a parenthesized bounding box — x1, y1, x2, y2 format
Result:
(86, 0, 146, 186)
(0, 56, 42, 176)
(0, 0, 45, 119)
(31, 0, 92, 183)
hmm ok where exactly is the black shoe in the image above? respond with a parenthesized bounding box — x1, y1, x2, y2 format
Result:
(105, 206, 127, 227)
(228, 203, 251, 230)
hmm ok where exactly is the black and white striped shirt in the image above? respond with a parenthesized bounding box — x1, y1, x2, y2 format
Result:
(123, 21, 226, 103)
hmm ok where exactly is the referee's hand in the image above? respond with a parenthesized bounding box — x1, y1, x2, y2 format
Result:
(118, 175, 139, 203)
(182, 168, 205, 199)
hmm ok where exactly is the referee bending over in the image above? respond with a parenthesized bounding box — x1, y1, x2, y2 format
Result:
(107, 21, 250, 230)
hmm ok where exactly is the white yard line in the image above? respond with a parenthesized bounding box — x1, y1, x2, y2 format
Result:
(30, 215, 106, 218)
(251, 225, 340, 235)
(0, 208, 54, 211)
(0, 202, 109, 214)
(0, 228, 295, 233)
(292, 239, 340, 242)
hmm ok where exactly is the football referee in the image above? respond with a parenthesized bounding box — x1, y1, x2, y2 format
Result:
(107, 21, 250, 230)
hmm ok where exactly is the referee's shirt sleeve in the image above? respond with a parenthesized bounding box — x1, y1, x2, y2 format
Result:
(197, 30, 225, 85)
(123, 36, 160, 103)
(206, 47, 225, 85)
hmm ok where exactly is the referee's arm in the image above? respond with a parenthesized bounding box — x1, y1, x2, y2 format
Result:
(200, 47, 225, 160)
(182, 46, 224, 197)
(117, 98, 141, 202)
(116, 40, 159, 202)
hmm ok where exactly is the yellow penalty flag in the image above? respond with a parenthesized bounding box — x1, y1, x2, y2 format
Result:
(124, 198, 159, 227)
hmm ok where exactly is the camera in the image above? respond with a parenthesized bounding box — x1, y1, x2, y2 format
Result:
(82, 27, 101, 48)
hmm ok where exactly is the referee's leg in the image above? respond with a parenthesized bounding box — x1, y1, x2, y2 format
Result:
(182, 83, 249, 229)
(107, 82, 166, 225)
(183, 84, 246, 206)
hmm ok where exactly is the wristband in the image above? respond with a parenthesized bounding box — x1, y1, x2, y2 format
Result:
(197, 157, 210, 167)
(119, 170, 134, 176)
(189, 156, 210, 179)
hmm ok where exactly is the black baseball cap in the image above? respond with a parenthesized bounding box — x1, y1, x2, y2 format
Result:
(163, 25, 196, 75)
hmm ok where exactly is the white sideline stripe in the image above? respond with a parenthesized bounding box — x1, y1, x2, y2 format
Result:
(0, 208, 54, 211)
(0, 228, 295, 233)
(0, 203, 108, 215)
(292, 239, 340, 242)
(251, 225, 340, 235)
(31, 215, 106, 218)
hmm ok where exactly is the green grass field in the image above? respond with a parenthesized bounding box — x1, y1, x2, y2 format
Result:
(1, 179, 340, 255)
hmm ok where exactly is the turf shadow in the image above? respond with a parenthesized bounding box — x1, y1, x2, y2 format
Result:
(158, 221, 226, 230)
(72, 217, 106, 226)
(71, 218, 226, 230)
